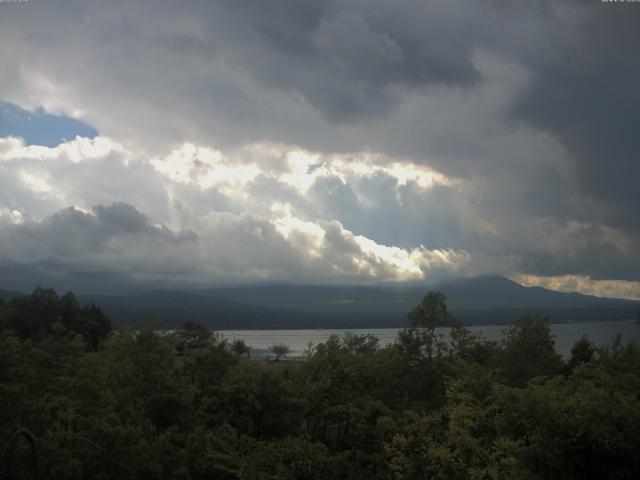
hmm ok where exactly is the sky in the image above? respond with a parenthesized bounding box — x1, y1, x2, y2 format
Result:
(0, 0, 639, 298)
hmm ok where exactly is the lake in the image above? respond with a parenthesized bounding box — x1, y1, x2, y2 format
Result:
(220, 320, 640, 359)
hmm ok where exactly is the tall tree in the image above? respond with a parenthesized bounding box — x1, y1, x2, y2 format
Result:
(499, 315, 563, 386)
(401, 291, 459, 361)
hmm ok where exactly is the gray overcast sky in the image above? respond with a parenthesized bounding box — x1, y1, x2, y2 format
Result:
(0, 0, 639, 298)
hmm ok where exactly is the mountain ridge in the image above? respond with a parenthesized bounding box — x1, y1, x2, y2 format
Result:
(2, 276, 638, 328)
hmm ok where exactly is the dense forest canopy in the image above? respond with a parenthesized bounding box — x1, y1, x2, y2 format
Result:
(1, 288, 639, 479)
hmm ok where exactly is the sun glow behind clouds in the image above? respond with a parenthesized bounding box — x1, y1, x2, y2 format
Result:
(0, 134, 475, 284)
(174, 143, 467, 281)
(513, 274, 640, 301)
(149, 142, 457, 199)
(270, 201, 471, 281)
(150, 143, 262, 194)
(272, 203, 326, 259)
(279, 148, 456, 195)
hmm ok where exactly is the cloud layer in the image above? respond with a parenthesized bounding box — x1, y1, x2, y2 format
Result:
(1, 1, 639, 297)
(0, 137, 475, 291)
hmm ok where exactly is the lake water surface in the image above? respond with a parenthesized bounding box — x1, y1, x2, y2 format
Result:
(220, 320, 640, 359)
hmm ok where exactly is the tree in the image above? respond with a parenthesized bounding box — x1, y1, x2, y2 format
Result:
(174, 321, 215, 355)
(342, 332, 379, 354)
(568, 335, 596, 370)
(231, 338, 251, 359)
(498, 315, 563, 386)
(0, 287, 111, 349)
(73, 302, 112, 350)
(401, 291, 459, 361)
(408, 291, 458, 331)
(270, 343, 291, 361)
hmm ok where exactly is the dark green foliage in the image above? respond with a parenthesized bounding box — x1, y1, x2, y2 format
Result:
(240, 436, 330, 479)
(493, 366, 640, 479)
(1, 289, 639, 478)
(0, 287, 111, 349)
(230, 339, 251, 359)
(568, 335, 596, 370)
(173, 321, 216, 355)
(597, 334, 640, 377)
(342, 332, 379, 355)
(497, 315, 564, 386)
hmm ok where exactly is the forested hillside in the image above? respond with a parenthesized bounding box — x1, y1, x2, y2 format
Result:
(1, 288, 640, 479)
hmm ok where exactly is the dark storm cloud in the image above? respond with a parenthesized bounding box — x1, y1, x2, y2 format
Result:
(1, 203, 189, 258)
(0, 0, 489, 140)
(215, 0, 483, 121)
(512, 4, 640, 232)
(0, 203, 196, 293)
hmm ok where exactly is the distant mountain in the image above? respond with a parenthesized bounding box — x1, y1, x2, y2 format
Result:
(78, 290, 325, 330)
(436, 276, 640, 325)
(3, 277, 639, 329)
(77, 276, 640, 329)
(193, 276, 639, 326)
(0, 289, 27, 302)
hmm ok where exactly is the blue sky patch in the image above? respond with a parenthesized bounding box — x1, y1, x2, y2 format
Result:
(0, 101, 98, 147)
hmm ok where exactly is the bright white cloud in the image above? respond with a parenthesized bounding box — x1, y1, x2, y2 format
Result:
(0, 135, 121, 163)
(0, 207, 23, 225)
(277, 148, 456, 196)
